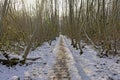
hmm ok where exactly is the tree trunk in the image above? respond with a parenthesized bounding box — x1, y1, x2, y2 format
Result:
(0, 0, 9, 37)
(22, 25, 38, 64)
(78, 41, 83, 55)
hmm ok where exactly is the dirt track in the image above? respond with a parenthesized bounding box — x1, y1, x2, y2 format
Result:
(50, 37, 71, 80)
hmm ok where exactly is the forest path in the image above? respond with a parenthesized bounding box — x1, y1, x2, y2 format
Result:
(49, 35, 81, 80)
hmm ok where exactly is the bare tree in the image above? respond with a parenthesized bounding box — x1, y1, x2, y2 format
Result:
(0, 0, 10, 38)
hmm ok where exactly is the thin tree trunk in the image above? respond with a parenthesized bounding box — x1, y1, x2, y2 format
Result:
(21, 25, 38, 64)
(83, 27, 97, 48)
(78, 41, 83, 55)
(0, 0, 9, 37)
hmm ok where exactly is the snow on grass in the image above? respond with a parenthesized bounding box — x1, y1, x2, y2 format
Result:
(64, 36, 120, 80)
(0, 38, 58, 80)
(0, 52, 7, 60)
(0, 64, 28, 80)
(11, 76, 20, 80)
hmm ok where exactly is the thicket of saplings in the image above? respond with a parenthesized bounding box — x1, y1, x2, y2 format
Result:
(0, 0, 58, 66)
(0, 0, 119, 66)
(61, 0, 120, 58)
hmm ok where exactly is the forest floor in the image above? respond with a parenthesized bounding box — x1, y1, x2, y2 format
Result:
(0, 35, 120, 80)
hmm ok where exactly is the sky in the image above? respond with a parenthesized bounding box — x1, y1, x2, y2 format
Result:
(24, 0, 35, 5)
(23, 0, 36, 8)
(23, 0, 63, 16)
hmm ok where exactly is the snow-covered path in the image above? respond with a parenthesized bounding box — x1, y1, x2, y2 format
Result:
(0, 35, 120, 80)
(49, 35, 82, 80)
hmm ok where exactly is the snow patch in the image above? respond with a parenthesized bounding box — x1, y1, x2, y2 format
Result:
(64, 36, 120, 80)
(0, 39, 58, 80)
